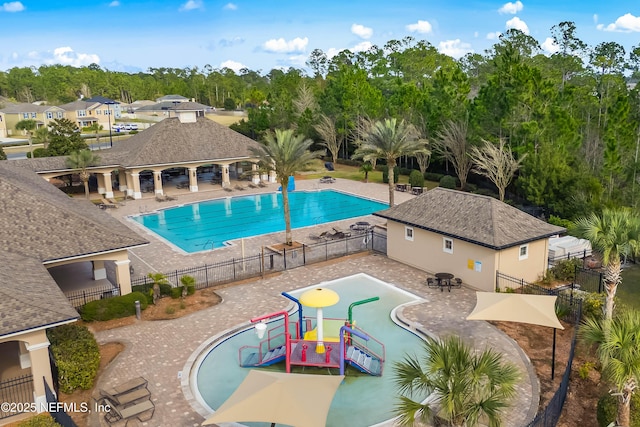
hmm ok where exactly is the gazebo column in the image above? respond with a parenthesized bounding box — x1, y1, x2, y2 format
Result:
(117, 169, 126, 192)
(188, 167, 199, 192)
(102, 172, 114, 199)
(128, 172, 142, 200)
(92, 260, 107, 280)
(268, 170, 277, 183)
(251, 163, 260, 184)
(96, 173, 105, 195)
(26, 334, 53, 408)
(114, 260, 132, 295)
(221, 165, 230, 188)
(153, 171, 164, 196)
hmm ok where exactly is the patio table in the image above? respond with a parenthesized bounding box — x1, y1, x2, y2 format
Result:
(435, 272, 455, 292)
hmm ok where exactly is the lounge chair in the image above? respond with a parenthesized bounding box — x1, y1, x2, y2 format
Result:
(103, 398, 155, 424)
(258, 181, 267, 188)
(319, 176, 336, 184)
(234, 184, 247, 191)
(100, 377, 154, 425)
(350, 221, 371, 233)
(332, 226, 351, 237)
(100, 198, 118, 209)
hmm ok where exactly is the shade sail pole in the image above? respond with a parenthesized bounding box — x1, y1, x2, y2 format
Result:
(551, 328, 557, 380)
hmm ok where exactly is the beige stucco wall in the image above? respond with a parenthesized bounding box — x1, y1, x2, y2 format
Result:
(386, 221, 550, 292)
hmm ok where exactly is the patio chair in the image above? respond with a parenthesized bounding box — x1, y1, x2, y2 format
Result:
(427, 277, 439, 289)
(452, 278, 463, 288)
(319, 176, 336, 184)
(100, 198, 118, 209)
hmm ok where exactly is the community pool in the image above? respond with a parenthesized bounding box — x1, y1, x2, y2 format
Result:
(189, 273, 427, 427)
(130, 190, 387, 252)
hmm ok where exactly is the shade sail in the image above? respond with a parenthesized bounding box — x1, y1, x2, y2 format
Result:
(202, 370, 344, 427)
(466, 292, 564, 330)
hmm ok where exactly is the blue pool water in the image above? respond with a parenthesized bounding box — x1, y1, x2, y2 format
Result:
(192, 274, 426, 427)
(130, 190, 387, 252)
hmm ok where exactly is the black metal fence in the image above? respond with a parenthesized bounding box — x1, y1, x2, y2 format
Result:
(0, 374, 34, 420)
(131, 230, 387, 291)
(64, 283, 120, 309)
(574, 266, 604, 294)
(548, 249, 592, 267)
(495, 272, 583, 427)
(44, 377, 78, 427)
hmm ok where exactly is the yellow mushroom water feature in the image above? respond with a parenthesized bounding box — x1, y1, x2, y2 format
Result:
(299, 287, 340, 354)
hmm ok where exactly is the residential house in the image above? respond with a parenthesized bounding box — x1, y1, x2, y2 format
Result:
(57, 99, 120, 130)
(374, 187, 565, 292)
(0, 103, 65, 137)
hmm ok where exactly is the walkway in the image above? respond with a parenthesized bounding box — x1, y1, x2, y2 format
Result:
(89, 178, 537, 427)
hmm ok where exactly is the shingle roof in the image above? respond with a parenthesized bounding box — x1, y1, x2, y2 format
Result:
(57, 100, 101, 111)
(374, 187, 565, 250)
(0, 102, 60, 114)
(156, 95, 189, 102)
(0, 252, 78, 338)
(0, 162, 149, 263)
(107, 116, 262, 167)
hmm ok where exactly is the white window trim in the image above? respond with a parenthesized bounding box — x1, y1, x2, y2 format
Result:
(443, 237, 453, 254)
(404, 226, 414, 241)
(519, 244, 529, 260)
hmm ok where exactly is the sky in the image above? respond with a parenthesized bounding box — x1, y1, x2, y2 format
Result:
(1, 0, 639, 74)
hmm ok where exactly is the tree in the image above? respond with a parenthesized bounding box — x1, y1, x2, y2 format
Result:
(314, 114, 341, 165)
(572, 209, 640, 320)
(432, 119, 473, 190)
(65, 150, 101, 199)
(32, 126, 50, 151)
(47, 118, 88, 156)
(147, 273, 169, 305)
(15, 119, 37, 157)
(579, 310, 640, 427)
(359, 162, 373, 183)
(469, 138, 526, 201)
(394, 335, 519, 427)
(250, 129, 322, 245)
(353, 118, 425, 207)
(86, 122, 103, 147)
(0, 146, 6, 160)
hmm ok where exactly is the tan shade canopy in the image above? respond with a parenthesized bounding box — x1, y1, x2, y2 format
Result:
(202, 370, 344, 427)
(299, 287, 340, 308)
(466, 292, 564, 330)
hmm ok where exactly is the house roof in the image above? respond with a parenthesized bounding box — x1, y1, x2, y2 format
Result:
(106, 116, 262, 167)
(374, 187, 565, 250)
(156, 94, 189, 102)
(57, 100, 101, 111)
(84, 96, 118, 104)
(0, 252, 78, 338)
(0, 161, 149, 263)
(0, 102, 62, 114)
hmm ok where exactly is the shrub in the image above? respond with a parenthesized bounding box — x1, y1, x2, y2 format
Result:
(408, 170, 424, 188)
(171, 286, 184, 299)
(560, 289, 604, 320)
(80, 291, 148, 321)
(159, 283, 173, 296)
(578, 361, 595, 380)
(165, 306, 176, 315)
(47, 324, 100, 393)
(381, 166, 400, 184)
(597, 392, 640, 427)
(424, 172, 444, 182)
(223, 98, 236, 111)
(549, 214, 573, 229)
(398, 167, 412, 176)
(336, 158, 362, 167)
(18, 414, 63, 427)
(439, 175, 457, 189)
(549, 258, 582, 282)
(180, 275, 196, 295)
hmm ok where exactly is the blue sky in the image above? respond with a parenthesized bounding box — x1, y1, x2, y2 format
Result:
(1, 0, 639, 74)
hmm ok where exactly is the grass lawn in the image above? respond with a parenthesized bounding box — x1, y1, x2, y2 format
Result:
(297, 159, 439, 189)
(617, 264, 640, 309)
(207, 114, 246, 126)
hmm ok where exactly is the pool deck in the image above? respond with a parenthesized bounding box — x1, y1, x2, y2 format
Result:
(89, 178, 538, 427)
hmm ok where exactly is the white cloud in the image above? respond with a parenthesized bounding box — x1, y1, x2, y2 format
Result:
(405, 20, 433, 34)
(286, 55, 308, 67)
(325, 48, 342, 59)
(486, 31, 501, 40)
(474, 31, 479, 38)
(352, 41, 372, 52)
(0, 2, 25, 12)
(220, 60, 245, 73)
(593, 14, 599, 24)
(219, 37, 244, 47)
(109, 1, 120, 6)
(438, 39, 473, 58)
(541, 37, 559, 54)
(597, 13, 640, 32)
(223, 3, 237, 10)
(506, 16, 529, 34)
(351, 23, 373, 39)
(263, 37, 308, 53)
(179, 0, 203, 11)
(47, 47, 100, 67)
(498, 1, 523, 14)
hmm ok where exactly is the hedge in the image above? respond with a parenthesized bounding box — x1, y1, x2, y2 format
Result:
(439, 175, 457, 189)
(80, 291, 148, 321)
(424, 172, 444, 182)
(409, 170, 424, 188)
(381, 166, 400, 184)
(47, 325, 100, 394)
(18, 414, 63, 427)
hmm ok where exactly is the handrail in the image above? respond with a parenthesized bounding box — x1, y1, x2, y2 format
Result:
(339, 326, 369, 375)
(250, 311, 291, 372)
(348, 297, 379, 324)
(281, 292, 304, 338)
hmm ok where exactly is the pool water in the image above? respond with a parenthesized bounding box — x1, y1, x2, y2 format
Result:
(193, 273, 426, 427)
(130, 190, 387, 252)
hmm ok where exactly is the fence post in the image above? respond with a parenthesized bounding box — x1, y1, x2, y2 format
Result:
(205, 264, 209, 287)
(283, 248, 287, 270)
(599, 272, 604, 293)
(302, 244, 306, 265)
(233, 258, 236, 280)
(325, 240, 328, 261)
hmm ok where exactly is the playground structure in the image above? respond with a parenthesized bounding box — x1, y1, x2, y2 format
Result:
(238, 291, 385, 376)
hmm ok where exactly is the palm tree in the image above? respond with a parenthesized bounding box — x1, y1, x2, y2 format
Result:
(353, 118, 425, 207)
(65, 149, 101, 199)
(16, 119, 37, 157)
(359, 162, 373, 183)
(579, 310, 640, 427)
(32, 126, 50, 151)
(394, 335, 519, 427)
(250, 129, 322, 246)
(87, 122, 104, 148)
(572, 208, 640, 320)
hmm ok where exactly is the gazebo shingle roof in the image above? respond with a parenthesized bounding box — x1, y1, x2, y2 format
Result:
(107, 116, 262, 167)
(374, 187, 565, 250)
(0, 162, 148, 263)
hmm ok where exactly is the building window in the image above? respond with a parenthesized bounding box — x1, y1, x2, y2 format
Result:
(46, 112, 53, 119)
(77, 110, 86, 117)
(405, 226, 414, 241)
(519, 244, 529, 260)
(31, 112, 36, 118)
(57, 112, 64, 118)
(22, 113, 29, 119)
(443, 237, 453, 254)
(96, 110, 101, 115)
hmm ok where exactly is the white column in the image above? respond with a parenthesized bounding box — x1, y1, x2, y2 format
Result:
(129, 172, 142, 199)
(92, 260, 107, 280)
(188, 167, 199, 192)
(221, 164, 230, 188)
(96, 173, 105, 195)
(102, 172, 114, 199)
(153, 171, 163, 195)
(114, 259, 132, 295)
(251, 163, 260, 184)
(117, 169, 126, 192)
